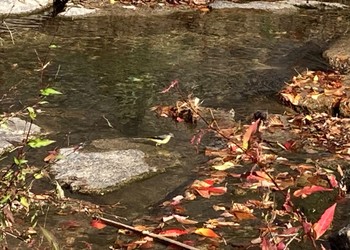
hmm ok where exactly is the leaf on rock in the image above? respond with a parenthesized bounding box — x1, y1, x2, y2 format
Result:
(28, 138, 56, 148)
(173, 214, 198, 225)
(293, 185, 333, 198)
(242, 119, 260, 150)
(158, 228, 188, 237)
(91, 219, 107, 229)
(313, 203, 337, 240)
(212, 161, 235, 171)
(194, 228, 219, 238)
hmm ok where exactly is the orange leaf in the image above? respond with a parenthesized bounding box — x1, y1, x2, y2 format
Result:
(90, 219, 106, 229)
(158, 229, 188, 237)
(242, 119, 260, 150)
(313, 203, 337, 240)
(194, 228, 219, 238)
(293, 185, 333, 198)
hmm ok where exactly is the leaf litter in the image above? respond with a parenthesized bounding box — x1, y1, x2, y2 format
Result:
(93, 75, 350, 249)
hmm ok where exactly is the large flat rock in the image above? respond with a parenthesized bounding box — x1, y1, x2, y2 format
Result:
(0, 0, 52, 15)
(50, 147, 154, 194)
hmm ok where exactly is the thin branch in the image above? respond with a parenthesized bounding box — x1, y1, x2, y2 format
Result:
(93, 216, 200, 250)
(3, 21, 14, 45)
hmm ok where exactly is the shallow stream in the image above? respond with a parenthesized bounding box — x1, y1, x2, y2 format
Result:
(1, 6, 350, 249)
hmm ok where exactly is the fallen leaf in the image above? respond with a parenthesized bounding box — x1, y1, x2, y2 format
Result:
(194, 228, 219, 238)
(173, 214, 198, 225)
(242, 119, 260, 150)
(293, 185, 333, 198)
(158, 229, 188, 237)
(313, 203, 337, 240)
(212, 161, 235, 170)
(91, 219, 106, 229)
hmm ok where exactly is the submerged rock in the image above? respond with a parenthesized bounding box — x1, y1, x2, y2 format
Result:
(50, 147, 154, 194)
(0, 117, 41, 154)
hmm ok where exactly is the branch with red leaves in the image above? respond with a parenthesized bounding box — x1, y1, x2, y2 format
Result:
(91, 216, 200, 250)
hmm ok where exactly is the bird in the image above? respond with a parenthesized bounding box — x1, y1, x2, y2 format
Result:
(143, 133, 174, 146)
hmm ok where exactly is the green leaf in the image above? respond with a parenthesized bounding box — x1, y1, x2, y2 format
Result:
(20, 196, 29, 208)
(34, 172, 44, 179)
(14, 157, 28, 166)
(28, 138, 55, 148)
(27, 107, 36, 120)
(40, 88, 62, 96)
(49, 44, 58, 49)
(0, 194, 11, 204)
(39, 226, 60, 250)
(38, 101, 49, 105)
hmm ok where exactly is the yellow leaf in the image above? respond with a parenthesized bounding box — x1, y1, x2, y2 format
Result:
(212, 161, 234, 170)
(313, 75, 319, 82)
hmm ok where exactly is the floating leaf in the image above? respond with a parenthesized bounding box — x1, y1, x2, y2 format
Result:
(194, 228, 219, 238)
(313, 203, 337, 240)
(28, 138, 55, 148)
(293, 185, 333, 198)
(91, 219, 107, 229)
(191, 179, 227, 198)
(40, 88, 62, 96)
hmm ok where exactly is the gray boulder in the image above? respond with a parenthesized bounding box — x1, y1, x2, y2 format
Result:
(0, 0, 52, 15)
(0, 117, 41, 154)
(50, 147, 154, 194)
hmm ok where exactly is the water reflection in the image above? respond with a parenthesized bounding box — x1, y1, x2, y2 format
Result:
(1, 10, 348, 138)
(2, 7, 350, 249)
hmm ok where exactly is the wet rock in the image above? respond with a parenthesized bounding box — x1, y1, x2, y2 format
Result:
(209, 0, 347, 12)
(0, 117, 41, 154)
(0, 0, 52, 15)
(50, 147, 154, 194)
(328, 224, 350, 250)
(323, 35, 350, 74)
(209, 0, 297, 11)
(279, 70, 350, 116)
(58, 4, 97, 17)
(50, 138, 181, 194)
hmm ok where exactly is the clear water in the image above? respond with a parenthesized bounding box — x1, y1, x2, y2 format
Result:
(1, 7, 350, 249)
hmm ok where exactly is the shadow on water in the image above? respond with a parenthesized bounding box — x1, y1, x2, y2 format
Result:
(1, 7, 350, 249)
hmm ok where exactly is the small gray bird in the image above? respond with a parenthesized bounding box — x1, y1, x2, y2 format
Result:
(144, 133, 174, 146)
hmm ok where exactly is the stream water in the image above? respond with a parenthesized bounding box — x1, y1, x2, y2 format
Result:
(1, 6, 350, 249)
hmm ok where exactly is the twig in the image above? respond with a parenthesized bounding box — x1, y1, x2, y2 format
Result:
(93, 216, 200, 250)
(3, 21, 14, 45)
